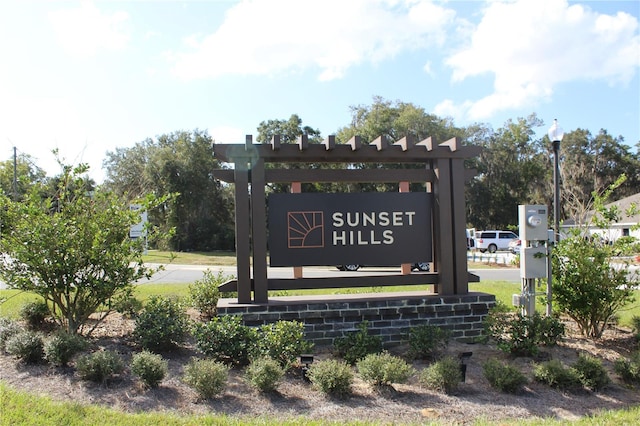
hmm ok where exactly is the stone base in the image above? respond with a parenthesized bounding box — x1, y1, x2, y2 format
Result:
(217, 291, 496, 347)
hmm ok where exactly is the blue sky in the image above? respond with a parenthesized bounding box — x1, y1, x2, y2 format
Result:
(0, 0, 638, 183)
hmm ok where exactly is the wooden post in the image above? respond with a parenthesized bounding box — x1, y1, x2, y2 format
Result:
(399, 181, 412, 275)
(251, 157, 268, 303)
(291, 181, 303, 279)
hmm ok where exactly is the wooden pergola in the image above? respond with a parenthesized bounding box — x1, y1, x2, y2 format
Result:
(213, 134, 480, 304)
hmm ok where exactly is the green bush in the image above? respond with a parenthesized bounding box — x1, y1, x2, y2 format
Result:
(244, 357, 284, 393)
(307, 359, 354, 398)
(614, 351, 640, 383)
(189, 270, 227, 320)
(192, 315, 258, 366)
(19, 300, 50, 329)
(43, 331, 88, 366)
(484, 309, 564, 356)
(134, 296, 189, 352)
(573, 353, 610, 391)
(0, 318, 23, 352)
(254, 320, 313, 368)
(183, 358, 228, 399)
(76, 350, 124, 384)
(356, 352, 414, 387)
(419, 356, 462, 394)
(482, 358, 527, 393)
(334, 321, 383, 365)
(5, 330, 44, 363)
(533, 359, 582, 391)
(131, 350, 168, 389)
(407, 324, 450, 360)
(111, 289, 143, 319)
(631, 315, 640, 341)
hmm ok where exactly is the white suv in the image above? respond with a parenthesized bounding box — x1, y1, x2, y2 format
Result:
(475, 230, 518, 253)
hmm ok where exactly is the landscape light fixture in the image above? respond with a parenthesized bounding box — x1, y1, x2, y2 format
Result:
(458, 351, 473, 382)
(547, 119, 564, 243)
(299, 354, 314, 381)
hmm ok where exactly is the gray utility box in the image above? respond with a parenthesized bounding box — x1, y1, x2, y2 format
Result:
(518, 205, 548, 241)
(520, 245, 547, 279)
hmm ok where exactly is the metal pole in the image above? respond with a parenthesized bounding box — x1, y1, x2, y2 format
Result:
(553, 140, 560, 243)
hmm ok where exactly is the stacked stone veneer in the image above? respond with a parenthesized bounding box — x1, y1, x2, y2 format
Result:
(217, 291, 496, 347)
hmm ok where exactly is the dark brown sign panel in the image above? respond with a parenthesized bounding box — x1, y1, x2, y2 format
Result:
(268, 192, 432, 267)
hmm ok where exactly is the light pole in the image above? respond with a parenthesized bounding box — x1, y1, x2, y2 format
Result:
(548, 119, 564, 243)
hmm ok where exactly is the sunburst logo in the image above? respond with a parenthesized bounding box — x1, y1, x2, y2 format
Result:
(287, 211, 324, 248)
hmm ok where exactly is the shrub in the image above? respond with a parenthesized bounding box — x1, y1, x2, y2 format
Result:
(484, 309, 564, 356)
(356, 352, 414, 387)
(572, 353, 610, 391)
(19, 300, 50, 329)
(614, 351, 640, 383)
(307, 359, 354, 398)
(419, 356, 462, 394)
(5, 330, 44, 363)
(334, 321, 383, 365)
(244, 357, 284, 393)
(482, 358, 527, 393)
(134, 296, 189, 352)
(0, 318, 23, 352)
(183, 358, 228, 399)
(192, 315, 258, 366)
(76, 350, 124, 384)
(631, 315, 640, 341)
(44, 331, 88, 366)
(407, 324, 450, 360)
(189, 270, 227, 320)
(131, 350, 168, 389)
(533, 359, 581, 391)
(254, 320, 313, 368)
(111, 289, 143, 319)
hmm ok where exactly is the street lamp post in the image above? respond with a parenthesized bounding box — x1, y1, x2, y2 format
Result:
(546, 119, 564, 317)
(548, 119, 564, 243)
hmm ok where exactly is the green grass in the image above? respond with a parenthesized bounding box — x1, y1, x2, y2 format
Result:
(142, 250, 237, 266)
(2, 382, 639, 426)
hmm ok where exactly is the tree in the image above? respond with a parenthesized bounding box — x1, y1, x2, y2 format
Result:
(103, 130, 235, 251)
(551, 176, 638, 338)
(0, 163, 161, 335)
(0, 152, 46, 201)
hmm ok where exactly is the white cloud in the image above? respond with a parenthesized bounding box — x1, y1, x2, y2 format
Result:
(444, 0, 640, 120)
(208, 126, 246, 144)
(49, 1, 131, 57)
(169, 0, 456, 81)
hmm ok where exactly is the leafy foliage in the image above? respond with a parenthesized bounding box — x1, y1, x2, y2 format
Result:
(0, 163, 162, 335)
(573, 353, 610, 391)
(183, 358, 228, 399)
(192, 315, 258, 366)
(188, 269, 228, 320)
(614, 351, 640, 383)
(134, 296, 189, 352)
(76, 350, 124, 384)
(254, 320, 313, 369)
(419, 356, 462, 394)
(482, 359, 527, 393)
(43, 331, 88, 366)
(131, 351, 168, 389)
(407, 324, 450, 360)
(244, 357, 285, 393)
(533, 359, 582, 391)
(19, 300, 50, 329)
(552, 177, 638, 339)
(307, 359, 354, 398)
(356, 352, 414, 387)
(5, 330, 44, 363)
(0, 318, 23, 352)
(483, 309, 564, 356)
(333, 321, 383, 365)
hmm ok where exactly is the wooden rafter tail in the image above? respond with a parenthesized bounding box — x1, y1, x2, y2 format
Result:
(245, 134, 253, 149)
(323, 135, 336, 151)
(346, 135, 362, 151)
(370, 135, 389, 151)
(394, 135, 415, 151)
(297, 134, 309, 150)
(416, 136, 434, 151)
(270, 134, 281, 151)
(439, 137, 460, 152)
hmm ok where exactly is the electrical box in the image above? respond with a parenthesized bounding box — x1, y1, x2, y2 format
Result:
(520, 246, 547, 279)
(518, 205, 548, 241)
(512, 294, 523, 307)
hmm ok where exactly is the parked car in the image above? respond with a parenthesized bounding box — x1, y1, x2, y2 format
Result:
(508, 238, 521, 254)
(475, 230, 519, 253)
(337, 262, 430, 272)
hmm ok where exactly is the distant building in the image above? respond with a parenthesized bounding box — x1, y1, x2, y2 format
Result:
(562, 193, 640, 242)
